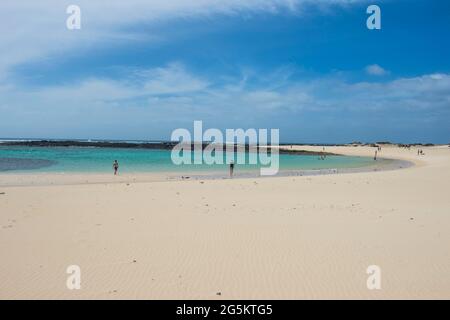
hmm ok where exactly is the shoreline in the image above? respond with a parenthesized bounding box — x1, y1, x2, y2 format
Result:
(0, 156, 413, 187)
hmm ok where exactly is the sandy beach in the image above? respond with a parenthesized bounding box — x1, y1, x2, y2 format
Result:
(0, 144, 449, 299)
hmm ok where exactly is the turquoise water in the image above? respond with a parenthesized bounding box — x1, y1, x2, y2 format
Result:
(0, 146, 377, 173)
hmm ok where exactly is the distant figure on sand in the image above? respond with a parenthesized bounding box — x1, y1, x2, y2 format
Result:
(229, 161, 234, 178)
(374, 150, 378, 161)
(113, 160, 119, 175)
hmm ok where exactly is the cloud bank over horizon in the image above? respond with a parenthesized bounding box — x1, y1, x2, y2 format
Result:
(0, 0, 449, 143)
(1, 63, 448, 143)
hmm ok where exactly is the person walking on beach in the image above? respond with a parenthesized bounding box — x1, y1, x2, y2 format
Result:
(113, 160, 119, 175)
(374, 150, 378, 161)
(229, 161, 234, 178)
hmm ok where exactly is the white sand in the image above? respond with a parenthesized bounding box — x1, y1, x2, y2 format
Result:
(0, 145, 449, 299)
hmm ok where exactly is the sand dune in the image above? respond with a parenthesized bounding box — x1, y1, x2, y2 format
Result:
(0, 145, 449, 299)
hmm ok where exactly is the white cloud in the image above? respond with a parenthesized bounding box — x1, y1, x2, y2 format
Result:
(365, 64, 389, 76)
(0, 0, 367, 75)
(1, 1, 447, 142)
(1, 64, 449, 137)
(140, 63, 210, 94)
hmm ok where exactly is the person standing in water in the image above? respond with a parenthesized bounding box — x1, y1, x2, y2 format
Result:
(374, 150, 378, 161)
(229, 161, 234, 178)
(113, 160, 119, 175)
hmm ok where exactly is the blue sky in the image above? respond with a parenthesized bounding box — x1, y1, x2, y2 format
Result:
(0, 0, 449, 143)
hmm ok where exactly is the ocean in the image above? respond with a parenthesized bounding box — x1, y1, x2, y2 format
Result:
(0, 145, 380, 174)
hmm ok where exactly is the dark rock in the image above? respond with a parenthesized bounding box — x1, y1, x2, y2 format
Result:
(1, 140, 338, 156)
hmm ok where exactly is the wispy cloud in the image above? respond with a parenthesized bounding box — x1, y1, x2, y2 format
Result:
(139, 63, 210, 95)
(0, 0, 367, 75)
(1, 1, 448, 142)
(1, 63, 448, 140)
(365, 64, 390, 76)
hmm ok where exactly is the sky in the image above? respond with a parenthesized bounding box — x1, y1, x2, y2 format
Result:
(0, 0, 449, 143)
